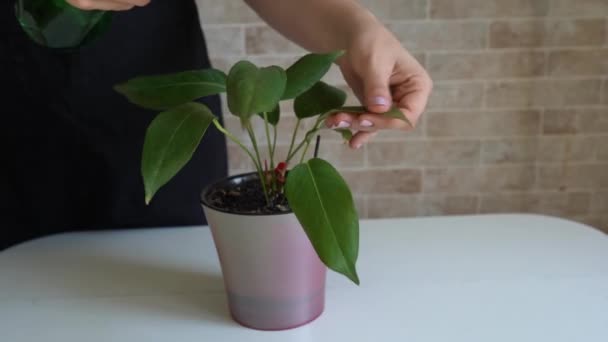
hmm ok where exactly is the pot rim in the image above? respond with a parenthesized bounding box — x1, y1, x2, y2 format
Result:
(200, 171, 294, 216)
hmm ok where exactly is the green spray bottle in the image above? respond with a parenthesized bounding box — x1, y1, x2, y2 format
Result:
(14, 0, 112, 50)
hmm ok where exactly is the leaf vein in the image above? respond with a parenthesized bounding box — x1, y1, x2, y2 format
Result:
(304, 162, 348, 267)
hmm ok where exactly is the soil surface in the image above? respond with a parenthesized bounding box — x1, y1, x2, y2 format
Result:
(205, 177, 291, 214)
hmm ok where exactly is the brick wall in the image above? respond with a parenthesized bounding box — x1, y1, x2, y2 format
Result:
(196, 0, 608, 233)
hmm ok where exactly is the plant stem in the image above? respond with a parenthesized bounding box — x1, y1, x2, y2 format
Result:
(299, 140, 312, 164)
(212, 119, 259, 170)
(286, 118, 301, 160)
(272, 125, 277, 158)
(286, 138, 307, 164)
(263, 112, 278, 191)
(299, 134, 323, 164)
(286, 118, 324, 164)
(246, 121, 271, 206)
(263, 112, 274, 170)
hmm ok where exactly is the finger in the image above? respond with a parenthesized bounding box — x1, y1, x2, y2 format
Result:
(324, 112, 357, 129)
(120, 0, 150, 6)
(325, 110, 412, 132)
(338, 62, 365, 105)
(356, 55, 394, 114)
(394, 74, 433, 126)
(349, 131, 378, 149)
(67, 0, 144, 10)
(355, 113, 412, 131)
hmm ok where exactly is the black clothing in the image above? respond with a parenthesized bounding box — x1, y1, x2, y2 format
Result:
(1, 0, 228, 250)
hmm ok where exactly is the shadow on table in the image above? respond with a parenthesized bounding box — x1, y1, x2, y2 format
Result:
(61, 253, 235, 326)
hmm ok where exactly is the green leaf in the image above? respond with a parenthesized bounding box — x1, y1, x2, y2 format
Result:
(256, 104, 280, 126)
(320, 105, 413, 127)
(114, 69, 227, 110)
(294, 81, 347, 119)
(227, 61, 286, 122)
(285, 158, 360, 285)
(335, 128, 353, 142)
(282, 51, 344, 100)
(141, 102, 215, 204)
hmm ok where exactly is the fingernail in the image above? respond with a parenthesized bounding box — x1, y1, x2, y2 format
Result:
(360, 119, 374, 127)
(335, 121, 350, 129)
(372, 96, 389, 106)
(354, 143, 362, 149)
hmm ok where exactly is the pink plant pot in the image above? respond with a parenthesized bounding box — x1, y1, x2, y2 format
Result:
(201, 173, 327, 331)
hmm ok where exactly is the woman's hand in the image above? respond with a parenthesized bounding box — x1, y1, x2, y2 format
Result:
(67, 0, 150, 11)
(325, 24, 433, 149)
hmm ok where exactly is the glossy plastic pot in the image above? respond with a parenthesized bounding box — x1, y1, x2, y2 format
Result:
(200, 172, 326, 330)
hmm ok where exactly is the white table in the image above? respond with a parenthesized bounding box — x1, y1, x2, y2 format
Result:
(1, 214, 607, 342)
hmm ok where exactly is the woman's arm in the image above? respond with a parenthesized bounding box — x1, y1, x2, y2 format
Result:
(243, 0, 377, 53)
(245, 0, 433, 148)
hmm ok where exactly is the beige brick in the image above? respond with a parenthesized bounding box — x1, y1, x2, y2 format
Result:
(543, 109, 608, 135)
(417, 195, 479, 216)
(481, 192, 590, 216)
(431, 0, 549, 18)
(386, 22, 487, 51)
(372, 117, 427, 141)
(367, 195, 419, 218)
(480, 193, 540, 213)
(245, 26, 304, 55)
(538, 192, 591, 216)
(547, 49, 608, 76)
(316, 141, 366, 168)
(481, 138, 538, 164)
(368, 140, 480, 167)
(427, 110, 541, 137)
(342, 169, 422, 195)
(424, 165, 535, 193)
(367, 194, 479, 218)
(543, 108, 608, 134)
(428, 51, 545, 81)
(485, 80, 601, 108)
(596, 136, 608, 161)
(550, 0, 608, 16)
(359, 0, 428, 20)
(203, 26, 244, 57)
(490, 19, 606, 48)
(197, 0, 261, 24)
(538, 164, 608, 190)
(590, 191, 608, 214)
(427, 82, 484, 109)
(538, 136, 598, 162)
(479, 165, 536, 192)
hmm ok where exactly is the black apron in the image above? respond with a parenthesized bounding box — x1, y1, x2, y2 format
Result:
(1, 1, 228, 250)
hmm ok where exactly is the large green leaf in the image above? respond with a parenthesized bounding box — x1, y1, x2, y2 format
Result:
(285, 158, 360, 285)
(141, 102, 215, 204)
(294, 81, 347, 119)
(320, 105, 413, 127)
(226, 61, 286, 121)
(282, 51, 344, 100)
(113, 69, 227, 110)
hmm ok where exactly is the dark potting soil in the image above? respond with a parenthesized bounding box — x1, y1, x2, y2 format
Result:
(205, 177, 291, 215)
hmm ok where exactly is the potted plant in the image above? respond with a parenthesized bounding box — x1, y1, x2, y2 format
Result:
(113, 51, 410, 330)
